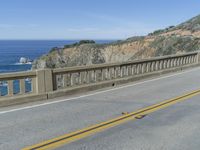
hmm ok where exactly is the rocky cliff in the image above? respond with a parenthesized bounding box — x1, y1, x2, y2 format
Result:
(33, 15, 200, 69)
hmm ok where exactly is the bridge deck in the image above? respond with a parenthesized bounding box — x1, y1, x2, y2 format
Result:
(1, 67, 200, 150)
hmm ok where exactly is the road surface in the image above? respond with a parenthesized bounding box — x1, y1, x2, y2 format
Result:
(1, 67, 200, 150)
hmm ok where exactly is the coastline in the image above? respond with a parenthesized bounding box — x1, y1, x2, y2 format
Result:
(0, 40, 113, 74)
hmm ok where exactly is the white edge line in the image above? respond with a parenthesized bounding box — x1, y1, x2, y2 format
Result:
(0, 67, 199, 115)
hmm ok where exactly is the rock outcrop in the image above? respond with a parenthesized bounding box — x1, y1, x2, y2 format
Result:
(33, 15, 200, 69)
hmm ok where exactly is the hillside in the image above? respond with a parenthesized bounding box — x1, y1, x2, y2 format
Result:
(33, 15, 200, 69)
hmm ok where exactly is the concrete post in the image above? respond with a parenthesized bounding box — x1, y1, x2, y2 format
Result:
(44, 69, 53, 92)
(36, 69, 53, 94)
(36, 70, 45, 94)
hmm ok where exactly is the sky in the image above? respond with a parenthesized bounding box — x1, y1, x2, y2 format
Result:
(0, 0, 200, 40)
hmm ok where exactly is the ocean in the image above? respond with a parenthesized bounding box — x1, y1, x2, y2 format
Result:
(0, 40, 112, 96)
(0, 40, 112, 73)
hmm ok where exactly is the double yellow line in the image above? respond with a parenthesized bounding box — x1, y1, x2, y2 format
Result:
(23, 89, 200, 150)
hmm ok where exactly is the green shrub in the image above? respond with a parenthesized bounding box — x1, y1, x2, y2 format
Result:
(49, 47, 60, 53)
(64, 40, 96, 49)
(79, 40, 95, 45)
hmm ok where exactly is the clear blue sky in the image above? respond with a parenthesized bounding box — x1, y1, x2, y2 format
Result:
(0, 0, 200, 40)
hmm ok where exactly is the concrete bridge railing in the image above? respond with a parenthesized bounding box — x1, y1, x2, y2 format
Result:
(0, 52, 199, 106)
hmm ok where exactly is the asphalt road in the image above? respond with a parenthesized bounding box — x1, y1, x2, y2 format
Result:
(1, 67, 200, 150)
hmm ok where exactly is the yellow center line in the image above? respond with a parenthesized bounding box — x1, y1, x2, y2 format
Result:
(22, 89, 200, 150)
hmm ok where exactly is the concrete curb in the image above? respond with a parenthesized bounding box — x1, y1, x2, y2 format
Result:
(0, 93, 47, 107)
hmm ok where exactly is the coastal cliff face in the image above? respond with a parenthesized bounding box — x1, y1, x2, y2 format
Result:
(33, 15, 200, 69)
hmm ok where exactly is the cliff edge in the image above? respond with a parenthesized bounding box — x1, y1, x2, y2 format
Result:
(33, 15, 200, 69)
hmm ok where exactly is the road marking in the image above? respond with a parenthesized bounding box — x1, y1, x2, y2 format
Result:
(22, 89, 200, 150)
(0, 67, 199, 115)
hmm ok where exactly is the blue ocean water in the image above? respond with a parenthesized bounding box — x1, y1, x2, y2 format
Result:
(0, 40, 112, 73)
(0, 40, 112, 96)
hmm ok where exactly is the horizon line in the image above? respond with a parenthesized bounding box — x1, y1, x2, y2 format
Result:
(0, 38, 122, 41)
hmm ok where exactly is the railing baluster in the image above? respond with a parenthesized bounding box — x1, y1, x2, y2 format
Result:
(173, 59, 176, 67)
(101, 69, 105, 81)
(0, 87, 2, 97)
(7, 80, 13, 96)
(87, 71, 91, 83)
(78, 72, 82, 85)
(107, 68, 110, 79)
(125, 66, 128, 76)
(184, 57, 186, 65)
(63, 74, 68, 87)
(32, 77, 37, 93)
(141, 63, 144, 73)
(135, 64, 138, 74)
(151, 62, 154, 71)
(113, 67, 116, 78)
(20, 79, 25, 94)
